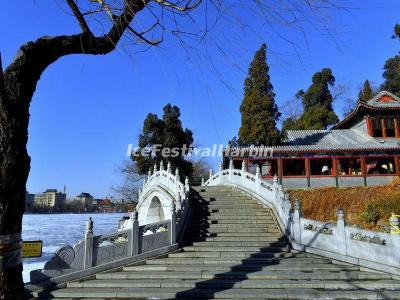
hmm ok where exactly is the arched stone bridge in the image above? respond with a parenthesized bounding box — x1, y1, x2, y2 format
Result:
(27, 159, 400, 299)
(135, 161, 189, 226)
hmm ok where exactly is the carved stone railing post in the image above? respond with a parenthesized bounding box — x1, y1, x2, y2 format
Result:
(185, 176, 190, 193)
(84, 217, 94, 269)
(390, 214, 400, 235)
(209, 168, 213, 185)
(229, 159, 233, 181)
(284, 195, 291, 224)
(130, 211, 139, 256)
(219, 161, 223, 184)
(160, 160, 164, 171)
(201, 177, 204, 186)
(241, 160, 246, 185)
(272, 174, 279, 200)
(337, 208, 347, 255)
(175, 168, 180, 195)
(255, 165, 260, 193)
(170, 202, 177, 244)
(293, 200, 302, 248)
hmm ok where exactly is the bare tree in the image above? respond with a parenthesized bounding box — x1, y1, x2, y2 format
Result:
(0, 0, 343, 297)
(112, 159, 144, 202)
(280, 96, 303, 124)
(192, 158, 212, 179)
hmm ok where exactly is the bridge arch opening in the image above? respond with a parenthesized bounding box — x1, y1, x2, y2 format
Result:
(146, 196, 165, 224)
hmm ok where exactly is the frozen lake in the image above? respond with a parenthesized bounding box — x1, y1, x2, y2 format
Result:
(22, 213, 127, 283)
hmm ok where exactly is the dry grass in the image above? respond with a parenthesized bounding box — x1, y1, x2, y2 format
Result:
(288, 178, 400, 230)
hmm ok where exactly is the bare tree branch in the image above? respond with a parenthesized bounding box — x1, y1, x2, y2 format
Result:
(66, 0, 92, 34)
(127, 25, 163, 45)
(154, 0, 202, 12)
(4, 0, 147, 106)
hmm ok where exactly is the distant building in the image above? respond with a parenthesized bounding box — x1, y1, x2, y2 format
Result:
(34, 189, 66, 208)
(76, 192, 94, 210)
(25, 192, 35, 210)
(98, 198, 114, 213)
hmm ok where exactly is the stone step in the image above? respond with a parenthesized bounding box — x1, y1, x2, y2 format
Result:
(198, 215, 272, 220)
(190, 231, 281, 236)
(190, 224, 278, 230)
(49, 287, 400, 299)
(207, 208, 268, 212)
(145, 257, 331, 265)
(67, 278, 400, 289)
(191, 220, 276, 225)
(204, 236, 284, 242)
(182, 246, 288, 252)
(168, 251, 290, 259)
(110, 269, 391, 281)
(191, 219, 276, 226)
(191, 241, 287, 247)
(124, 263, 361, 273)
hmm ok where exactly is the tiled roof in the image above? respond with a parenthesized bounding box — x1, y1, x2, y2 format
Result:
(334, 91, 400, 129)
(366, 91, 400, 108)
(227, 130, 400, 155)
(276, 129, 400, 152)
(273, 129, 400, 153)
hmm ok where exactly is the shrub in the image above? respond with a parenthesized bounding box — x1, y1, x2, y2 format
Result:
(361, 202, 380, 224)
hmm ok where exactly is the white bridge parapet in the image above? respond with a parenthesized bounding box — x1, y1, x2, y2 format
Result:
(28, 161, 192, 288)
(203, 159, 400, 276)
(135, 161, 190, 228)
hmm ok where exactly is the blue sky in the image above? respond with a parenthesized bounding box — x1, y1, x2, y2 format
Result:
(1, 1, 400, 198)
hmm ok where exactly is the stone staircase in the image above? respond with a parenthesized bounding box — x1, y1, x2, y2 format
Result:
(43, 186, 400, 299)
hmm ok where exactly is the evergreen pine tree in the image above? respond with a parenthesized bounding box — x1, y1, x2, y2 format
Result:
(238, 43, 282, 146)
(133, 104, 193, 178)
(381, 24, 400, 96)
(358, 80, 373, 102)
(290, 68, 339, 130)
(381, 55, 400, 96)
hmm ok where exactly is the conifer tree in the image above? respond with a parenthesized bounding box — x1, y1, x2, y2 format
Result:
(381, 55, 400, 96)
(381, 24, 400, 96)
(133, 104, 193, 178)
(238, 43, 282, 146)
(288, 68, 339, 130)
(358, 80, 373, 102)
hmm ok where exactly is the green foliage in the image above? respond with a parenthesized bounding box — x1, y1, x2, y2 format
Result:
(282, 68, 339, 130)
(358, 80, 373, 102)
(238, 43, 282, 146)
(301, 68, 335, 111)
(133, 104, 193, 178)
(381, 55, 400, 97)
(392, 23, 400, 40)
(361, 202, 380, 224)
(282, 117, 298, 131)
(293, 106, 339, 130)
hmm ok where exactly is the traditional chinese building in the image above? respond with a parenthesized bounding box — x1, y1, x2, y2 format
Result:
(225, 91, 400, 188)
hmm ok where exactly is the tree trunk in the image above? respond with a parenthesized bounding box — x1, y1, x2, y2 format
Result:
(0, 2, 145, 297)
(0, 84, 31, 299)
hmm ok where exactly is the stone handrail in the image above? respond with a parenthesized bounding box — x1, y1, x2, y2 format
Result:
(29, 161, 192, 287)
(135, 161, 191, 240)
(136, 161, 187, 213)
(203, 159, 400, 276)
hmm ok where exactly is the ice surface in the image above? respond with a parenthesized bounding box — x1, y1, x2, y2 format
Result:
(22, 213, 127, 283)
